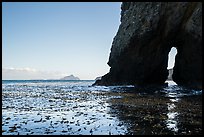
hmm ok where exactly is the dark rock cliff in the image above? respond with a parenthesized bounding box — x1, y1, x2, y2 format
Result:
(93, 2, 202, 89)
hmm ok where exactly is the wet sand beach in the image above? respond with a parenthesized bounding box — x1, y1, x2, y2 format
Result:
(2, 80, 202, 135)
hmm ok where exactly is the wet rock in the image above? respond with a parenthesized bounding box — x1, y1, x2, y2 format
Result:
(90, 129, 93, 133)
(78, 128, 81, 131)
(70, 121, 75, 124)
(34, 118, 42, 123)
(5, 117, 11, 120)
(9, 126, 17, 132)
(22, 121, 27, 124)
(73, 106, 78, 109)
(45, 116, 51, 120)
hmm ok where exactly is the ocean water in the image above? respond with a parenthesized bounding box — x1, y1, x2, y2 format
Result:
(2, 80, 202, 135)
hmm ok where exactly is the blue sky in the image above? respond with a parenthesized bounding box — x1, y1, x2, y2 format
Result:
(2, 2, 121, 80)
(2, 2, 177, 80)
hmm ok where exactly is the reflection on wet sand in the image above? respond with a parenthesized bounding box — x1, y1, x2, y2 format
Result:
(106, 81, 202, 135)
(166, 102, 179, 132)
(165, 86, 180, 133)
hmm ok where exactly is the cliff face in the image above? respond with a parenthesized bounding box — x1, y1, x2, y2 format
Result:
(93, 2, 202, 89)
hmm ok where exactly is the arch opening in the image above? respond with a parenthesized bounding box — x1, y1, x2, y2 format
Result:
(167, 47, 177, 82)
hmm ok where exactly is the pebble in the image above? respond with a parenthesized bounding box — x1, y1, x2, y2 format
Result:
(5, 117, 11, 120)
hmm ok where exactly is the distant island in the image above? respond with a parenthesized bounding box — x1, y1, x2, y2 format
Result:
(60, 74, 80, 80)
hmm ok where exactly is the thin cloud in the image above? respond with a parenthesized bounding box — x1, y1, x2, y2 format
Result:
(2, 67, 68, 80)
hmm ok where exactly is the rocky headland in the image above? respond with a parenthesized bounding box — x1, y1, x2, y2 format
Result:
(94, 2, 202, 89)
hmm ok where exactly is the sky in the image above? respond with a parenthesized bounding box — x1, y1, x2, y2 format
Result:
(167, 47, 177, 70)
(2, 2, 177, 80)
(2, 2, 121, 80)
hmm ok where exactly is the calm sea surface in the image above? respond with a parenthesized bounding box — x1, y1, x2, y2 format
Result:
(2, 80, 202, 135)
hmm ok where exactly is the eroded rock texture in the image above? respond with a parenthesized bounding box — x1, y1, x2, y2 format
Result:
(94, 2, 202, 89)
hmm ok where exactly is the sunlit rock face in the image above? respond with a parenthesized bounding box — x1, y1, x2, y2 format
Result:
(93, 2, 202, 89)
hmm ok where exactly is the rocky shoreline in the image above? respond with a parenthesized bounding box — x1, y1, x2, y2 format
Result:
(2, 80, 202, 135)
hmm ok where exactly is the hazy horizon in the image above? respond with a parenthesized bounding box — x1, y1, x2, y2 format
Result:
(2, 2, 177, 80)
